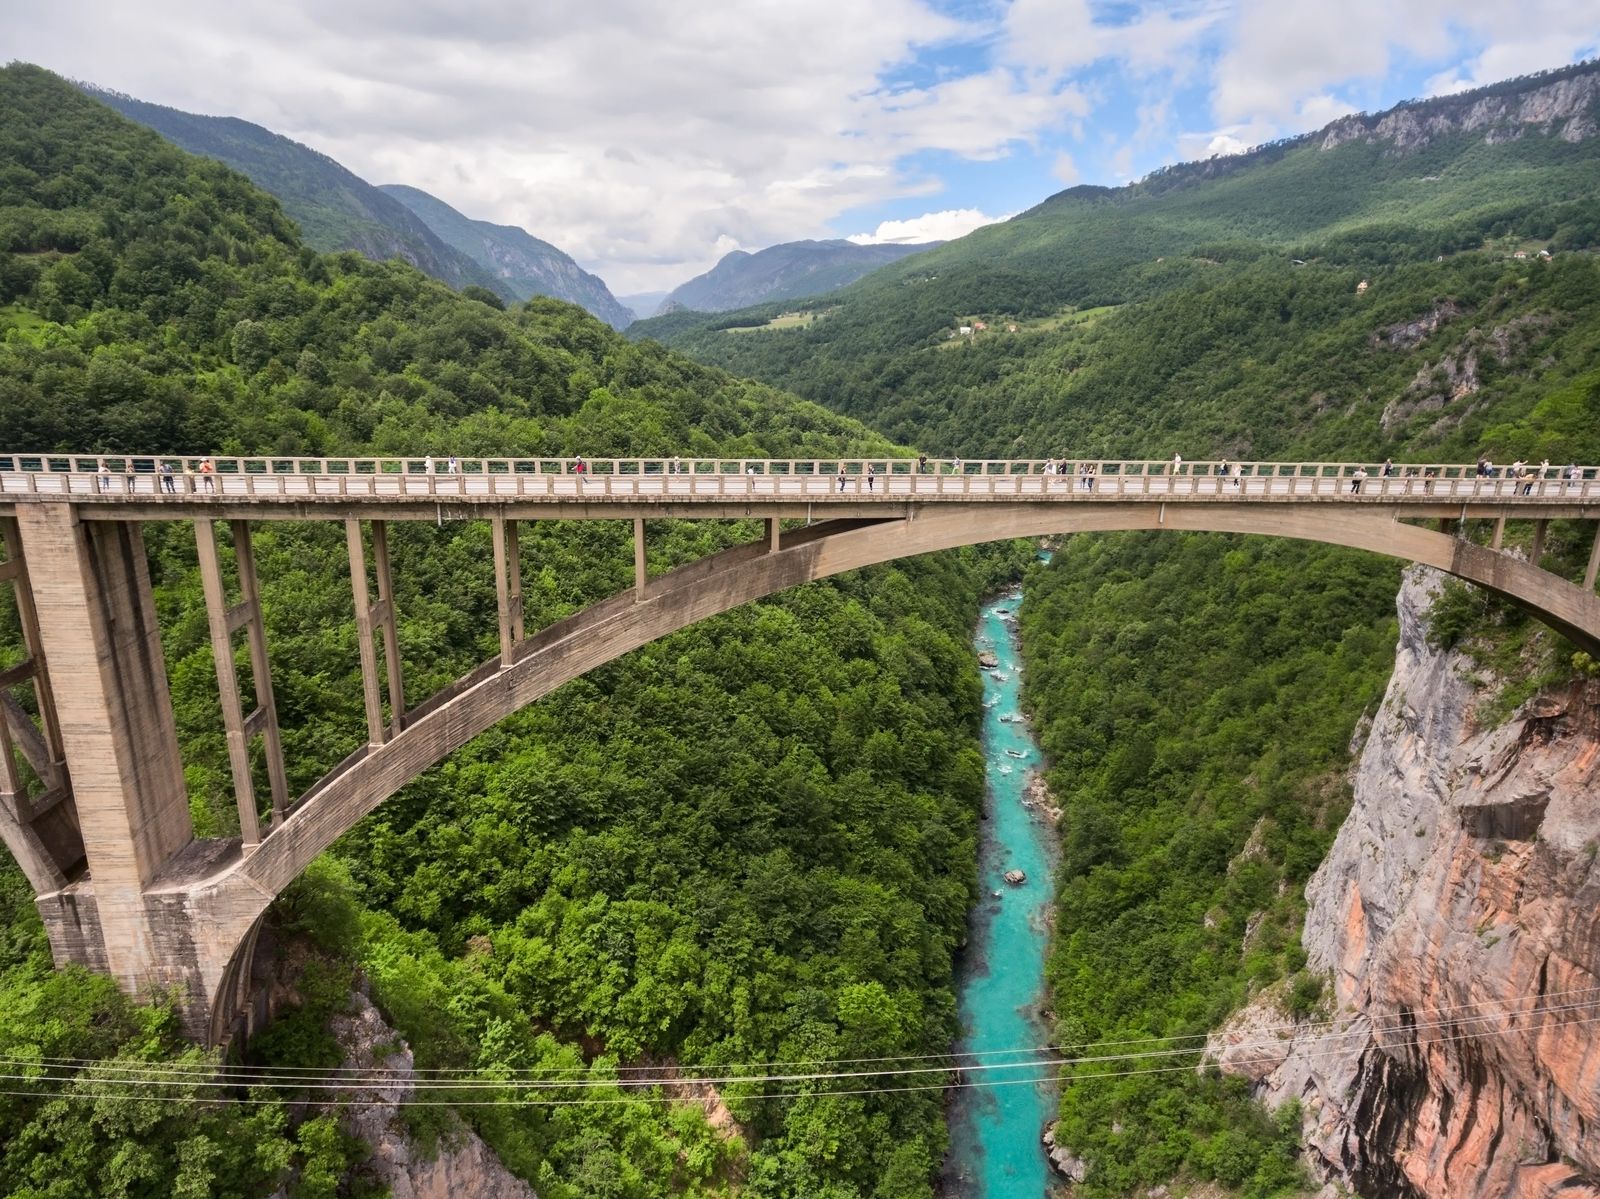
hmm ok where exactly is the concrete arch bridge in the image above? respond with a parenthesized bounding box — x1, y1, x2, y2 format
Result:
(2, 452, 1599, 1044)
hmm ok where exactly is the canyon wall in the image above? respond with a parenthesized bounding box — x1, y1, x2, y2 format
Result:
(1211, 566, 1600, 1199)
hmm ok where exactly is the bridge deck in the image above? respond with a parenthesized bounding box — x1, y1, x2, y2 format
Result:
(3, 456, 1598, 519)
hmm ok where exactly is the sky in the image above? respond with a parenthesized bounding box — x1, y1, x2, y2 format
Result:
(8, 1, 1600, 295)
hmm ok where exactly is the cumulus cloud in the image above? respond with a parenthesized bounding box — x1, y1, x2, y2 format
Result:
(847, 208, 1009, 244)
(1052, 151, 1080, 185)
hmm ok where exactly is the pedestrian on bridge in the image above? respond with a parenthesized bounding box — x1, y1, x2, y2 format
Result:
(837, 467, 847, 492)
(1350, 466, 1368, 494)
(918, 453, 928, 473)
(160, 461, 175, 493)
(97, 458, 110, 492)
(199, 458, 216, 492)
(866, 463, 876, 491)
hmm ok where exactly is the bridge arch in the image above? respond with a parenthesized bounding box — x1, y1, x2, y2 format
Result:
(173, 500, 1600, 1041)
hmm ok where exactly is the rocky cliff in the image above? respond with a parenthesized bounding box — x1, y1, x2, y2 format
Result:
(326, 989, 538, 1199)
(1209, 567, 1600, 1198)
(1320, 70, 1599, 152)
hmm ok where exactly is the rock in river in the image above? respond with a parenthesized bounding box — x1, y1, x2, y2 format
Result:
(1003, 869, 1027, 886)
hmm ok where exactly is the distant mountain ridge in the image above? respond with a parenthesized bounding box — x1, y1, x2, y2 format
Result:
(82, 86, 634, 327)
(378, 185, 633, 329)
(663, 238, 939, 312)
(82, 86, 511, 301)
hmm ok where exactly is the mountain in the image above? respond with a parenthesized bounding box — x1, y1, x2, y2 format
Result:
(618, 290, 669, 319)
(82, 85, 513, 302)
(630, 59, 1600, 461)
(379, 184, 635, 329)
(661, 237, 939, 312)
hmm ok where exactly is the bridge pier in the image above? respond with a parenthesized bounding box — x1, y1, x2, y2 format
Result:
(13, 506, 203, 999)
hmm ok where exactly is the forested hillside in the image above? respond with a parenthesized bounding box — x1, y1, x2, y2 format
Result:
(0, 63, 1026, 1199)
(631, 60, 1600, 1198)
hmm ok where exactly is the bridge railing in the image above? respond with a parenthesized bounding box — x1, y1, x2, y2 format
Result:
(1, 455, 1595, 502)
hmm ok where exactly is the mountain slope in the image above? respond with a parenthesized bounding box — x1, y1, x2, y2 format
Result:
(631, 59, 1600, 464)
(83, 85, 513, 302)
(379, 184, 633, 328)
(663, 237, 938, 312)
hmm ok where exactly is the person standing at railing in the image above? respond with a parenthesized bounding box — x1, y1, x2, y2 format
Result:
(574, 455, 588, 482)
(1350, 466, 1367, 494)
(160, 461, 176, 493)
(1568, 463, 1581, 490)
(866, 463, 876, 491)
(837, 467, 847, 492)
(97, 458, 110, 492)
(424, 454, 435, 475)
(447, 455, 458, 475)
(124, 459, 136, 492)
(950, 456, 962, 476)
(918, 453, 928, 473)
(1172, 453, 1182, 475)
(199, 457, 216, 492)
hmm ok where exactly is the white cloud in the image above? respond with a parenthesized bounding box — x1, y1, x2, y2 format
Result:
(847, 208, 1010, 244)
(1052, 151, 1080, 185)
(9, 0, 1111, 292)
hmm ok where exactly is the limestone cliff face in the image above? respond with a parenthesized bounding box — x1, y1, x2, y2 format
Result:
(327, 990, 538, 1199)
(1320, 72, 1599, 151)
(1214, 567, 1600, 1199)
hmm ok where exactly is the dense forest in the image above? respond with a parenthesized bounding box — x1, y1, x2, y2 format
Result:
(0, 63, 1029, 1198)
(630, 61, 1600, 1198)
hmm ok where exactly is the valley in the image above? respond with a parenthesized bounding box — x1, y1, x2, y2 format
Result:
(2, 51, 1600, 1199)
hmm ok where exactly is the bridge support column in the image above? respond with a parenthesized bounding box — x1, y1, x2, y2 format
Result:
(492, 515, 524, 665)
(1492, 517, 1506, 550)
(1585, 524, 1600, 592)
(13, 505, 193, 994)
(1530, 520, 1547, 569)
(346, 519, 405, 744)
(769, 518, 781, 553)
(634, 518, 647, 598)
(195, 521, 287, 846)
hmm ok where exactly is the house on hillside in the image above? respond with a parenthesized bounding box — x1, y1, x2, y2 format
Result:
(958, 325, 974, 336)
(1356, 280, 1369, 294)
(1006, 323, 1019, 333)
(972, 320, 988, 331)
(1539, 249, 1553, 260)
(1514, 250, 1529, 260)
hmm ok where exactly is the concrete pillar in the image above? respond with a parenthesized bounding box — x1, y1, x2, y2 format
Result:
(1584, 524, 1600, 592)
(492, 515, 524, 665)
(634, 518, 647, 598)
(15, 505, 193, 991)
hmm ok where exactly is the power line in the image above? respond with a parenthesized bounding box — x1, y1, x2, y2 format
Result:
(2, 991, 1594, 1098)
(5, 1010, 1596, 1109)
(7, 981, 1594, 1085)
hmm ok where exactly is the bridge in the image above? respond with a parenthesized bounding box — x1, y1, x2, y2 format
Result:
(2, 452, 1599, 1045)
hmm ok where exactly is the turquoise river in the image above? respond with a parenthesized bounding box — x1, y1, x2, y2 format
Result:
(942, 581, 1060, 1197)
